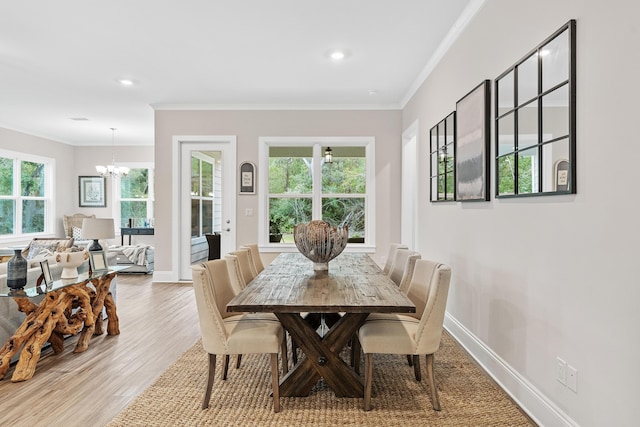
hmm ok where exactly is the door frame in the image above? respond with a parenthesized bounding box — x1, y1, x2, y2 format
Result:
(401, 120, 418, 250)
(172, 135, 237, 281)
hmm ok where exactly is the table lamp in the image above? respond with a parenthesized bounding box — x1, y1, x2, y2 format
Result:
(82, 218, 115, 251)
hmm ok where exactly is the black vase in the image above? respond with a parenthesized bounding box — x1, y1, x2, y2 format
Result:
(7, 249, 28, 289)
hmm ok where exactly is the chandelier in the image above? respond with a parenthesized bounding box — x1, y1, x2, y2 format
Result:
(96, 128, 129, 177)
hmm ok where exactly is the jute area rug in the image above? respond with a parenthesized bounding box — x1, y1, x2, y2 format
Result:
(107, 331, 534, 426)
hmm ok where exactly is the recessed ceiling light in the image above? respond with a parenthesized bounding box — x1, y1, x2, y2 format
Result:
(330, 51, 345, 60)
(69, 117, 89, 121)
(368, 90, 378, 96)
(118, 79, 135, 86)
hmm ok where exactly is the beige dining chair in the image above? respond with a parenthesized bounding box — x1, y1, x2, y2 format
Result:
(382, 243, 408, 274)
(192, 260, 288, 412)
(357, 259, 452, 411)
(225, 248, 257, 288)
(387, 249, 421, 293)
(240, 243, 265, 274)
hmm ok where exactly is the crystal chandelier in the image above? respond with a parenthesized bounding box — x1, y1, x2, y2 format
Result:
(96, 128, 129, 177)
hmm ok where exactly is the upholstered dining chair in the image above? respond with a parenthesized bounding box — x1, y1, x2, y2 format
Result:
(240, 243, 265, 274)
(225, 248, 257, 288)
(387, 249, 421, 293)
(382, 243, 408, 274)
(357, 259, 452, 411)
(191, 260, 288, 412)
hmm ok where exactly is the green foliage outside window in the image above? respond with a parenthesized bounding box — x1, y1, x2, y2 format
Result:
(120, 168, 152, 228)
(0, 156, 46, 235)
(268, 148, 367, 242)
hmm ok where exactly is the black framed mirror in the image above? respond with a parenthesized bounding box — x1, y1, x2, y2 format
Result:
(429, 112, 456, 202)
(495, 20, 576, 197)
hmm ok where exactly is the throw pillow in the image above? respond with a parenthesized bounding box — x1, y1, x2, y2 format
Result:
(72, 226, 83, 240)
(26, 242, 57, 260)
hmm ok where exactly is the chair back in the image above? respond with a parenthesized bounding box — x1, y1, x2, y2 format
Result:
(241, 243, 265, 273)
(388, 249, 421, 293)
(382, 243, 408, 274)
(191, 260, 233, 354)
(411, 260, 451, 355)
(223, 255, 245, 294)
(227, 249, 256, 287)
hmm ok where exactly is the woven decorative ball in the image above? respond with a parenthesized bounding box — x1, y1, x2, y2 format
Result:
(293, 220, 348, 273)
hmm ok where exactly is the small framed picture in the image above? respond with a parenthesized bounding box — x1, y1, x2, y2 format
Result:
(40, 259, 53, 286)
(89, 250, 108, 273)
(239, 161, 256, 194)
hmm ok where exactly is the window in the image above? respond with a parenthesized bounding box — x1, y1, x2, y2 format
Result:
(0, 150, 53, 239)
(117, 164, 154, 229)
(259, 137, 375, 250)
(189, 153, 220, 238)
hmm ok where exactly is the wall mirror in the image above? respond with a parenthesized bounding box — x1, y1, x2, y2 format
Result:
(429, 111, 456, 202)
(494, 20, 576, 197)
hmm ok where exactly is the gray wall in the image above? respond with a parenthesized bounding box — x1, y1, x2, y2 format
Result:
(153, 109, 402, 275)
(403, 1, 639, 426)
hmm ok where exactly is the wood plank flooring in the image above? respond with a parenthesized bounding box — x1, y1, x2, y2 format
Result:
(0, 274, 200, 427)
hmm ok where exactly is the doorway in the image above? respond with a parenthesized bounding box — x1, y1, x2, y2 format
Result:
(401, 121, 418, 250)
(175, 137, 236, 281)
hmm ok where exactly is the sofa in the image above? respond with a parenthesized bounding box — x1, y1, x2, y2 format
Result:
(108, 245, 154, 274)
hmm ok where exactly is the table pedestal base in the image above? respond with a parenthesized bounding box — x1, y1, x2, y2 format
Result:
(276, 312, 369, 397)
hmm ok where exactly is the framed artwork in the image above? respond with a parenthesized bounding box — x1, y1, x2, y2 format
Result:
(239, 161, 256, 194)
(79, 176, 106, 207)
(40, 259, 53, 286)
(455, 80, 491, 201)
(89, 250, 108, 273)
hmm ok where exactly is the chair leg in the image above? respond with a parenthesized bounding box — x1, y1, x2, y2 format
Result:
(270, 353, 280, 413)
(202, 353, 216, 409)
(426, 353, 441, 411)
(222, 354, 230, 380)
(281, 334, 289, 375)
(236, 354, 242, 369)
(413, 355, 421, 381)
(407, 354, 413, 366)
(364, 353, 373, 411)
(352, 335, 361, 375)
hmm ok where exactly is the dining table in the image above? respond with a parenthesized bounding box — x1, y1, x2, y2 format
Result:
(227, 252, 416, 398)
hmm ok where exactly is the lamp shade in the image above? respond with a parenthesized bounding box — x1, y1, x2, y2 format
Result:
(81, 218, 115, 240)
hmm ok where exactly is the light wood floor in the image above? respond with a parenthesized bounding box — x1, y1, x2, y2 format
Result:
(0, 274, 200, 427)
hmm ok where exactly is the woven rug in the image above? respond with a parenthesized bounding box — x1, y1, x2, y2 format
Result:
(107, 331, 534, 426)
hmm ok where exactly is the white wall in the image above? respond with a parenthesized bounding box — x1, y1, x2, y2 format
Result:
(402, 1, 639, 426)
(153, 109, 402, 276)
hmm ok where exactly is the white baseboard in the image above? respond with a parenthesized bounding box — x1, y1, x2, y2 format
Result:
(151, 270, 179, 282)
(444, 313, 578, 427)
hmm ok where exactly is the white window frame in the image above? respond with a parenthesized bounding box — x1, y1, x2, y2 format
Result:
(114, 162, 154, 233)
(258, 136, 375, 253)
(0, 149, 55, 244)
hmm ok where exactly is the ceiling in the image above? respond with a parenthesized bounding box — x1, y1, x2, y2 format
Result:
(0, 1, 481, 147)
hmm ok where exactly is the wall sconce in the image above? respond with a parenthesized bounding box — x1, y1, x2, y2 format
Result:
(324, 147, 333, 164)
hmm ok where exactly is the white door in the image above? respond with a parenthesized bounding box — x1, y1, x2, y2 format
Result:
(178, 138, 236, 280)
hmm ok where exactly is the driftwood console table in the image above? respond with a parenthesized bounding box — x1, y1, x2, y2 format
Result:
(0, 268, 121, 382)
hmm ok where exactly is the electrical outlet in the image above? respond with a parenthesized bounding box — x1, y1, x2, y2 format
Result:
(567, 365, 577, 392)
(556, 357, 566, 385)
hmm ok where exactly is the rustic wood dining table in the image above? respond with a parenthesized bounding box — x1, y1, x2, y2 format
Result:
(227, 252, 415, 398)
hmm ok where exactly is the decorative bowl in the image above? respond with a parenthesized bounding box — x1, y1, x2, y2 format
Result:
(293, 220, 348, 273)
(55, 249, 89, 279)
